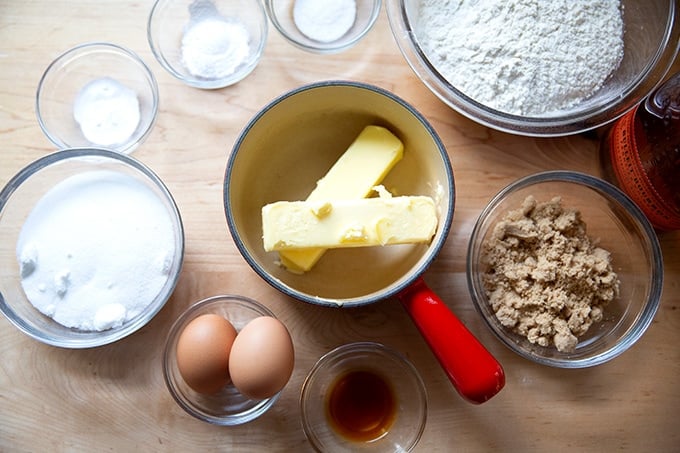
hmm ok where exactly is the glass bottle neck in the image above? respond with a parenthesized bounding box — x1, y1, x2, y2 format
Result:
(645, 71, 680, 120)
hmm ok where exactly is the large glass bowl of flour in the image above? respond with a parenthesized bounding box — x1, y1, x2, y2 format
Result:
(386, 0, 680, 136)
(0, 149, 185, 348)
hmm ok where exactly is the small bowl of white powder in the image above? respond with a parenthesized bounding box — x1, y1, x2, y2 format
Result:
(36, 42, 159, 154)
(148, 0, 268, 89)
(466, 171, 663, 367)
(386, 0, 680, 136)
(265, 0, 382, 54)
(0, 148, 185, 348)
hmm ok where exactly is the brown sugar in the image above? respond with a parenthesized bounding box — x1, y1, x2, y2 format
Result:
(481, 196, 620, 352)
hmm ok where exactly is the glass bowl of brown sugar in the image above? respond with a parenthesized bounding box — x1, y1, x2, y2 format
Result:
(466, 171, 663, 368)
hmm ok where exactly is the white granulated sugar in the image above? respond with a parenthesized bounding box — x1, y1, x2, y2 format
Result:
(16, 170, 176, 331)
(73, 77, 140, 146)
(293, 0, 357, 43)
(416, 0, 624, 116)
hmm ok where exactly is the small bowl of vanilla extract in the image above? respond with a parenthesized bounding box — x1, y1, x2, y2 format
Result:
(300, 342, 427, 452)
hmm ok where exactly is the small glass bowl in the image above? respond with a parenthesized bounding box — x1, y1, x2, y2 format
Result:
(163, 295, 283, 425)
(300, 342, 427, 452)
(148, 0, 268, 89)
(466, 171, 664, 368)
(0, 148, 184, 348)
(36, 42, 159, 154)
(265, 0, 382, 54)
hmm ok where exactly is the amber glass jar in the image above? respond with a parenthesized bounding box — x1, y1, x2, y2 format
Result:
(600, 72, 680, 231)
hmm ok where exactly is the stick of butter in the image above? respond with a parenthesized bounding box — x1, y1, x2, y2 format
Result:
(263, 196, 438, 251)
(276, 125, 404, 272)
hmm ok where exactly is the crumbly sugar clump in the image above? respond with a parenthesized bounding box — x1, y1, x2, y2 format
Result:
(481, 196, 620, 352)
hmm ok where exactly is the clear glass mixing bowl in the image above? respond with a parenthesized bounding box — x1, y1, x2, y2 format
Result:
(386, 0, 680, 136)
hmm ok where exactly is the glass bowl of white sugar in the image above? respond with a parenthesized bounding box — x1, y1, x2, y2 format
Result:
(265, 0, 382, 54)
(0, 148, 185, 348)
(386, 0, 680, 136)
(36, 42, 159, 154)
(148, 0, 268, 89)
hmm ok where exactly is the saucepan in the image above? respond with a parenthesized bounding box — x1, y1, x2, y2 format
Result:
(223, 81, 504, 403)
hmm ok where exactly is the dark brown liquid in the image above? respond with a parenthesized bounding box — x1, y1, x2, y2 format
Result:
(326, 369, 396, 442)
(635, 105, 680, 211)
(600, 72, 680, 230)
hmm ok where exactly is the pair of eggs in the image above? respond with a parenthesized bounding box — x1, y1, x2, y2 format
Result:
(176, 314, 294, 399)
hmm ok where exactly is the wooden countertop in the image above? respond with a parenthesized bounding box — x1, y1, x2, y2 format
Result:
(1, 2, 678, 451)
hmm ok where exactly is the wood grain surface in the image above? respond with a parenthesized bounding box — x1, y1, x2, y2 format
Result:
(1, 2, 679, 452)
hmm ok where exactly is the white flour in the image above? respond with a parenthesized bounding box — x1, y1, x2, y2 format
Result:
(17, 170, 176, 331)
(73, 77, 140, 146)
(181, 1, 251, 80)
(416, 0, 624, 116)
(293, 0, 357, 43)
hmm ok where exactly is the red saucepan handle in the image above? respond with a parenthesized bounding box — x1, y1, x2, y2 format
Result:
(398, 277, 505, 404)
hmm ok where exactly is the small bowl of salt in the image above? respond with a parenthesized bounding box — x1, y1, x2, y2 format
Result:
(36, 42, 159, 154)
(148, 0, 268, 89)
(265, 0, 382, 54)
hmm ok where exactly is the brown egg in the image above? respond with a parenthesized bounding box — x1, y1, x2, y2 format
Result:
(176, 314, 238, 394)
(229, 316, 295, 400)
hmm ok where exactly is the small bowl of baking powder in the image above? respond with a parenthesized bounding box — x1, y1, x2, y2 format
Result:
(148, 0, 268, 89)
(36, 42, 159, 154)
(0, 148, 185, 348)
(467, 171, 663, 368)
(265, 0, 382, 54)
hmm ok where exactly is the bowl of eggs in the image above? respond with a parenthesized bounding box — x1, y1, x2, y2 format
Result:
(163, 294, 295, 425)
